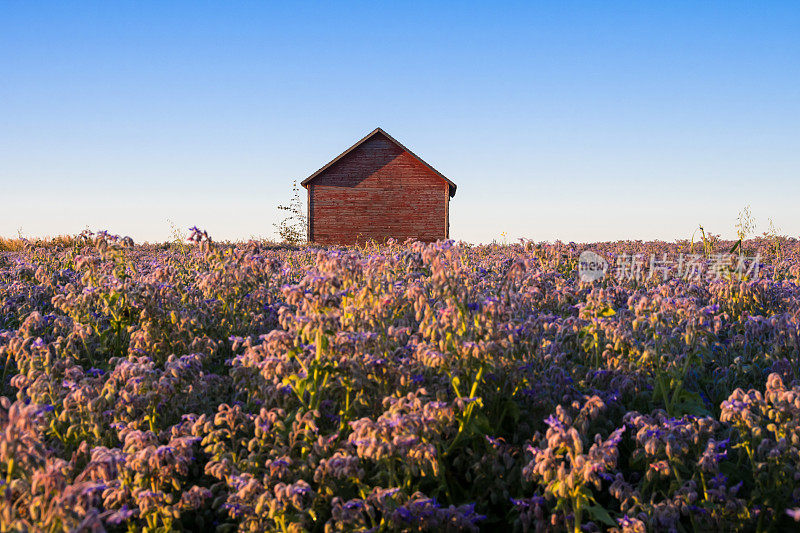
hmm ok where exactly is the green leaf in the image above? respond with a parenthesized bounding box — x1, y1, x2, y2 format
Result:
(673, 391, 712, 417)
(586, 503, 616, 527)
(502, 399, 520, 423)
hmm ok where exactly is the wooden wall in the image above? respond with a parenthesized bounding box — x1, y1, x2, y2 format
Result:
(308, 133, 450, 245)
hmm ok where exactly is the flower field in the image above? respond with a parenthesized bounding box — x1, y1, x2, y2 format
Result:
(3, 231, 800, 532)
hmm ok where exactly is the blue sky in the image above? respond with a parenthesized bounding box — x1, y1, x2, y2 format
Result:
(1, 1, 798, 243)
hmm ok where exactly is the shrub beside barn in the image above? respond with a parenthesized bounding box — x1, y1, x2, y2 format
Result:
(301, 128, 456, 245)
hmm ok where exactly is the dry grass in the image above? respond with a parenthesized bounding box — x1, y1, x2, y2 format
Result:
(0, 234, 82, 251)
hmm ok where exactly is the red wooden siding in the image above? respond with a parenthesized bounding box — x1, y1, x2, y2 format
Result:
(304, 131, 452, 245)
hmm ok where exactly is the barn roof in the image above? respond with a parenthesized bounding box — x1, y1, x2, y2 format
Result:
(300, 127, 457, 197)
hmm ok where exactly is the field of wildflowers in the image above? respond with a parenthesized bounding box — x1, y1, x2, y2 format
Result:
(2, 229, 800, 532)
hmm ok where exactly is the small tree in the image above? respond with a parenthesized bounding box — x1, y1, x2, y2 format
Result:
(274, 181, 308, 244)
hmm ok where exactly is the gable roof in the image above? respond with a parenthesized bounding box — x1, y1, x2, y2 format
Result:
(300, 127, 456, 197)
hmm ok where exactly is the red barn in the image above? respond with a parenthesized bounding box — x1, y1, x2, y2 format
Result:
(301, 128, 456, 245)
